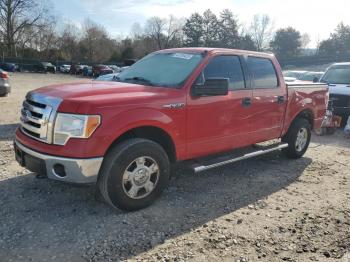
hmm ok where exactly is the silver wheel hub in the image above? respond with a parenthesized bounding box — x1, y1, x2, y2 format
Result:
(295, 127, 308, 152)
(134, 168, 149, 185)
(122, 157, 160, 199)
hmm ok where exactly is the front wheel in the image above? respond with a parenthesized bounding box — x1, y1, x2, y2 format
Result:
(282, 118, 311, 159)
(97, 138, 170, 211)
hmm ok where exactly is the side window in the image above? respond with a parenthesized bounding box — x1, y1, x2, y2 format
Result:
(199, 55, 245, 90)
(247, 57, 278, 88)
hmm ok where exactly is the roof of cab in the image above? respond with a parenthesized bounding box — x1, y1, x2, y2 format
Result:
(156, 47, 275, 58)
(331, 62, 350, 66)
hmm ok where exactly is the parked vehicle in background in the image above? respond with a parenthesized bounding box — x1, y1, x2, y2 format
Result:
(33, 62, 56, 73)
(108, 65, 121, 73)
(0, 62, 17, 72)
(284, 76, 297, 83)
(120, 66, 130, 72)
(83, 66, 93, 77)
(0, 69, 10, 96)
(76, 65, 88, 75)
(92, 65, 113, 77)
(14, 48, 328, 211)
(69, 64, 78, 75)
(299, 71, 324, 82)
(283, 70, 307, 80)
(95, 73, 120, 81)
(59, 65, 71, 73)
(321, 62, 350, 120)
(124, 59, 137, 66)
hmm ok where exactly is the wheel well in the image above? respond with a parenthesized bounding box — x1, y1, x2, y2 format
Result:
(107, 126, 177, 162)
(295, 110, 314, 129)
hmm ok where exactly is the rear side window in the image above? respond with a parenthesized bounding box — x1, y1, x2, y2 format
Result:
(247, 57, 278, 88)
(203, 55, 245, 90)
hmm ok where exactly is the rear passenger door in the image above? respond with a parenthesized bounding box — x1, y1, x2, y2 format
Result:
(246, 56, 287, 143)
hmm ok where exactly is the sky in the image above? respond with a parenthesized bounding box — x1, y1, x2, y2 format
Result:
(53, 0, 350, 48)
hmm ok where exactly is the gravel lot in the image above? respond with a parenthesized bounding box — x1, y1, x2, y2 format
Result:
(0, 73, 350, 262)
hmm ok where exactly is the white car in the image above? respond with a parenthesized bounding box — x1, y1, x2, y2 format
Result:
(320, 62, 350, 119)
(283, 70, 307, 79)
(59, 65, 71, 73)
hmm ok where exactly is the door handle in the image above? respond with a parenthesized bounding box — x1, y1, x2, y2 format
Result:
(277, 96, 285, 104)
(242, 97, 252, 107)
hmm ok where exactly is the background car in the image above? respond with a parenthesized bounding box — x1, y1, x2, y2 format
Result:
(0, 69, 10, 96)
(283, 70, 308, 80)
(284, 76, 297, 83)
(59, 64, 71, 73)
(108, 65, 121, 73)
(299, 71, 324, 82)
(92, 65, 113, 77)
(76, 65, 88, 75)
(0, 62, 17, 72)
(69, 64, 77, 75)
(320, 62, 350, 123)
(33, 62, 56, 73)
(83, 66, 93, 76)
(95, 73, 120, 81)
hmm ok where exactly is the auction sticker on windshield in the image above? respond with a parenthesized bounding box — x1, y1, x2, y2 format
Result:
(171, 53, 194, 59)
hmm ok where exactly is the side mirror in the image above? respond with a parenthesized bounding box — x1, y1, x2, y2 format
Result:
(313, 77, 319, 83)
(193, 78, 229, 96)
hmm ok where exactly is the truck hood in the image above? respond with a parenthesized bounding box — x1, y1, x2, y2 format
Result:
(34, 81, 181, 109)
(328, 84, 350, 96)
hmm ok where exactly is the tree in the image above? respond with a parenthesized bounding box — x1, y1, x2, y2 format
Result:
(202, 9, 221, 47)
(0, 0, 48, 56)
(57, 23, 80, 61)
(319, 23, 350, 55)
(218, 9, 240, 48)
(270, 27, 301, 59)
(249, 14, 274, 51)
(239, 34, 257, 51)
(300, 33, 311, 49)
(183, 12, 204, 46)
(80, 19, 115, 63)
(145, 15, 183, 50)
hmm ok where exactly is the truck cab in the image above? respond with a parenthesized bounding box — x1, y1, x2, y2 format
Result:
(15, 48, 328, 211)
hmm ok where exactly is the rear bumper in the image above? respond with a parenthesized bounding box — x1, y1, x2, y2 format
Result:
(14, 139, 103, 184)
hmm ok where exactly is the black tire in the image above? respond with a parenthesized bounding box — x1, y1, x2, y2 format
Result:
(97, 138, 170, 211)
(282, 118, 311, 159)
(326, 127, 336, 135)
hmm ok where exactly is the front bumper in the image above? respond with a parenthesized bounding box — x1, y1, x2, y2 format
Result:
(14, 140, 103, 184)
(333, 106, 350, 116)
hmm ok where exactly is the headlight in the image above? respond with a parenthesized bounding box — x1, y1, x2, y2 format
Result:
(54, 113, 101, 145)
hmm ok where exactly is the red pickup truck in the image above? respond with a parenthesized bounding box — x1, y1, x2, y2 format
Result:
(15, 48, 328, 211)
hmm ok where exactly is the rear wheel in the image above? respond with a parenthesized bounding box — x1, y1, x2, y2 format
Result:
(97, 138, 170, 211)
(282, 118, 311, 159)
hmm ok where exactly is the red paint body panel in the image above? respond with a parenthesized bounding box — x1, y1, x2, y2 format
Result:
(16, 48, 328, 161)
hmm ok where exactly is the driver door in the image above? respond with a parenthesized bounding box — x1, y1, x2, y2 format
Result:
(186, 55, 253, 159)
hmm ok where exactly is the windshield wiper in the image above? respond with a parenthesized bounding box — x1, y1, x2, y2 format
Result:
(125, 76, 154, 86)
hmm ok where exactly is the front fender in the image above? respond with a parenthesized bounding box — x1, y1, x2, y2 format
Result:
(93, 107, 186, 158)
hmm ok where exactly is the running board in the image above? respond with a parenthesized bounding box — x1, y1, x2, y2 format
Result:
(192, 143, 288, 173)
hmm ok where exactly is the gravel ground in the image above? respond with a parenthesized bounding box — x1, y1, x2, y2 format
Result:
(0, 73, 350, 262)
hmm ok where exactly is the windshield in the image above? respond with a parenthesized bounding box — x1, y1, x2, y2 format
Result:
(116, 52, 204, 88)
(321, 66, 350, 84)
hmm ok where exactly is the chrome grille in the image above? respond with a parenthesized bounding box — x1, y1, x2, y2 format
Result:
(330, 94, 350, 108)
(20, 92, 62, 144)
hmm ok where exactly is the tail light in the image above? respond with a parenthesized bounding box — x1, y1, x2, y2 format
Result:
(0, 71, 9, 80)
